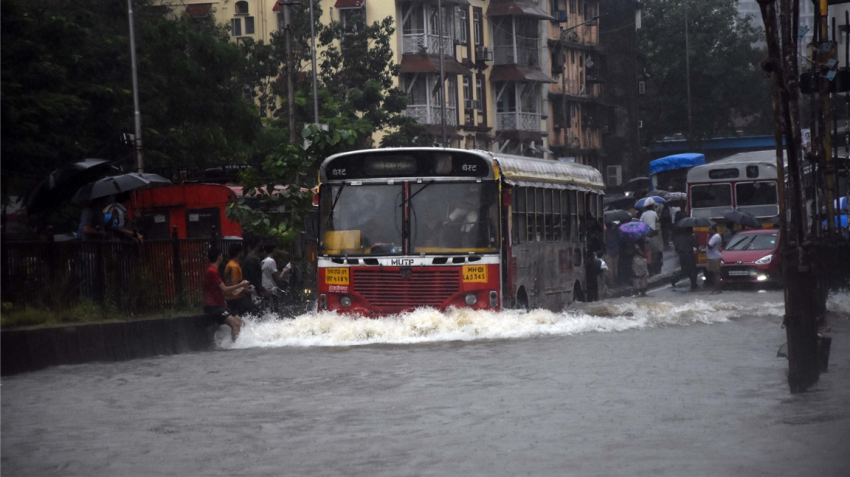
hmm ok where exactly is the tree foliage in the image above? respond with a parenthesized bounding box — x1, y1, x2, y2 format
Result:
(637, 0, 772, 145)
(1, 0, 260, 199)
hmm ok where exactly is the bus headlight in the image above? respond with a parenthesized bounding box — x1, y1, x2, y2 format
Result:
(465, 293, 478, 306)
(755, 254, 773, 265)
(340, 295, 352, 308)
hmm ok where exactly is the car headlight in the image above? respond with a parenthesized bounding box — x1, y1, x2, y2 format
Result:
(754, 254, 773, 265)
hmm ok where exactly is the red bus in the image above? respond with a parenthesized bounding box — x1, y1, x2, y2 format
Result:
(316, 148, 605, 315)
(130, 184, 242, 240)
(686, 151, 780, 266)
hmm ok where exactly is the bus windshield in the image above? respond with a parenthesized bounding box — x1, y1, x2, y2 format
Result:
(320, 184, 403, 255)
(691, 183, 732, 209)
(409, 182, 499, 253)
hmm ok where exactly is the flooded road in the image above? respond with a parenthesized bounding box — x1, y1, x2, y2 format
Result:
(3, 288, 849, 476)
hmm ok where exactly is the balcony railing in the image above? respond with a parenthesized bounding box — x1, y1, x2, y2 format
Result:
(493, 36, 539, 66)
(404, 105, 458, 127)
(496, 112, 540, 132)
(402, 32, 454, 56)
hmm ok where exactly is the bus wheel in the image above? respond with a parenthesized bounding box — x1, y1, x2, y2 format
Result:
(516, 287, 530, 311)
(571, 282, 585, 304)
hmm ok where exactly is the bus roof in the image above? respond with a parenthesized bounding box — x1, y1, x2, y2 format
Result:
(687, 154, 779, 183)
(649, 153, 705, 175)
(711, 149, 786, 166)
(320, 148, 605, 192)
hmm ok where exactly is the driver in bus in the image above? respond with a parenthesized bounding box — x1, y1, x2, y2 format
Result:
(447, 194, 480, 233)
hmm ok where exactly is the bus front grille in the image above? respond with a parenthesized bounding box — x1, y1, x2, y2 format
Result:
(352, 268, 460, 308)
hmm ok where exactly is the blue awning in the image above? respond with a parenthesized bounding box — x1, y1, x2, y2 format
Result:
(649, 153, 706, 175)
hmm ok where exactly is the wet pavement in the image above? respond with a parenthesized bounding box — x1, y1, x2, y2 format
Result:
(2, 288, 849, 476)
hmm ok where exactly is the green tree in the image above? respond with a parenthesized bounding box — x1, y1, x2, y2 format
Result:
(637, 0, 772, 145)
(1, 0, 261, 202)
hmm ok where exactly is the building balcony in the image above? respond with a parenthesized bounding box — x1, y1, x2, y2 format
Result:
(402, 31, 454, 57)
(493, 36, 540, 67)
(404, 104, 458, 127)
(496, 112, 540, 132)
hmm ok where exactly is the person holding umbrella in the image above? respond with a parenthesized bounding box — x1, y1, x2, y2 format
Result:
(671, 226, 699, 290)
(79, 196, 142, 243)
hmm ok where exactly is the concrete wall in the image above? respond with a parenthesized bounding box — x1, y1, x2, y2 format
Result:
(1, 315, 219, 376)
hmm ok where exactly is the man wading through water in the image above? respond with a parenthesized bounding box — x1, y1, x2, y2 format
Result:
(205, 247, 251, 340)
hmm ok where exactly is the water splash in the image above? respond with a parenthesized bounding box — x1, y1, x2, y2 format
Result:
(827, 290, 850, 317)
(218, 295, 789, 349)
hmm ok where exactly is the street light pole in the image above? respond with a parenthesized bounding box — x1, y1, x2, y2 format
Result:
(127, 0, 144, 172)
(684, 0, 693, 149)
(309, 0, 320, 125)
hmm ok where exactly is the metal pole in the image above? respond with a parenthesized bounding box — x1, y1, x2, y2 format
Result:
(684, 0, 693, 150)
(309, 0, 320, 125)
(285, 5, 296, 144)
(127, 0, 144, 172)
(438, 0, 447, 147)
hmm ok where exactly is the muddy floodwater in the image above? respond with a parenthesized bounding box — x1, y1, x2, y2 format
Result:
(3, 289, 849, 476)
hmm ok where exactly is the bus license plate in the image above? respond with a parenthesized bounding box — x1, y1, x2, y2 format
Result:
(463, 265, 488, 283)
(698, 253, 707, 263)
(325, 268, 349, 285)
(728, 271, 749, 276)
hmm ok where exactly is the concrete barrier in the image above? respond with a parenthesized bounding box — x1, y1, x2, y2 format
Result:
(0, 314, 219, 376)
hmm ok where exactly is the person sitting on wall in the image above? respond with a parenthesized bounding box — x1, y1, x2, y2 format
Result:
(205, 247, 251, 341)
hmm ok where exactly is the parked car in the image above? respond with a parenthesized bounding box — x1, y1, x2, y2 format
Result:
(720, 228, 781, 285)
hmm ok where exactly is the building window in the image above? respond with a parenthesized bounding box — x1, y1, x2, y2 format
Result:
(245, 16, 255, 35)
(231, 18, 242, 36)
(459, 8, 469, 43)
(463, 77, 471, 108)
(235, 1, 249, 15)
(475, 77, 484, 111)
(340, 8, 363, 33)
(473, 10, 482, 46)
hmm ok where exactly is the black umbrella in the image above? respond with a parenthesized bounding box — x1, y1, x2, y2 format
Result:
(604, 209, 632, 224)
(73, 173, 171, 205)
(26, 159, 113, 213)
(676, 217, 714, 228)
(721, 208, 761, 229)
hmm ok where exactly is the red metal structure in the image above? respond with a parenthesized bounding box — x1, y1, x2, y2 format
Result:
(316, 148, 605, 316)
(129, 184, 241, 239)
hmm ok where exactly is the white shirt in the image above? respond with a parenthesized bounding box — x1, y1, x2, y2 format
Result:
(640, 210, 659, 230)
(706, 233, 723, 260)
(261, 257, 278, 289)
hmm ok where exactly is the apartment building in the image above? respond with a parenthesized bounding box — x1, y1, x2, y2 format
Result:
(161, 0, 608, 168)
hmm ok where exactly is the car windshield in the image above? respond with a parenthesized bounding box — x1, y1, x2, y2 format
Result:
(409, 181, 499, 253)
(319, 184, 403, 255)
(725, 233, 778, 251)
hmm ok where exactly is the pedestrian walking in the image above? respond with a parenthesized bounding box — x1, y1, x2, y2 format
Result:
(242, 236, 266, 304)
(204, 247, 249, 341)
(640, 199, 664, 275)
(631, 240, 649, 297)
(261, 243, 290, 308)
(224, 243, 256, 316)
(671, 226, 699, 290)
(660, 204, 672, 250)
(603, 222, 620, 287)
(706, 224, 723, 294)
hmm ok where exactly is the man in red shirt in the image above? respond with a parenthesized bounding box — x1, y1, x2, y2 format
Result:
(205, 247, 250, 340)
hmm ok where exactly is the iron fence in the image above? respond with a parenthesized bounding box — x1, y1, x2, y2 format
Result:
(1, 237, 242, 314)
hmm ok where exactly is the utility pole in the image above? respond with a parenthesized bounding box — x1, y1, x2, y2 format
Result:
(127, 0, 144, 172)
(282, 1, 298, 144)
(684, 0, 693, 149)
(437, 0, 447, 147)
(309, 0, 320, 125)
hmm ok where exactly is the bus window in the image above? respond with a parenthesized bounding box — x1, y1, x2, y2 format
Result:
(553, 190, 562, 241)
(735, 181, 778, 217)
(409, 181, 499, 253)
(319, 183, 404, 255)
(514, 187, 526, 244)
(565, 191, 576, 241)
(691, 184, 732, 209)
(544, 189, 553, 241)
(186, 208, 221, 239)
(534, 188, 544, 241)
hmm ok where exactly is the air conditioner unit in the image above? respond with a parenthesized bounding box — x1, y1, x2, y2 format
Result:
(558, 10, 567, 22)
(465, 99, 481, 110)
(606, 165, 623, 186)
(476, 46, 493, 62)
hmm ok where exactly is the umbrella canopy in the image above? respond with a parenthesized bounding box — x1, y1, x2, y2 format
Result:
(604, 209, 632, 224)
(26, 159, 113, 213)
(619, 221, 651, 242)
(676, 217, 714, 228)
(73, 173, 171, 205)
(662, 191, 687, 201)
(604, 195, 637, 211)
(635, 196, 666, 209)
(721, 208, 761, 229)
